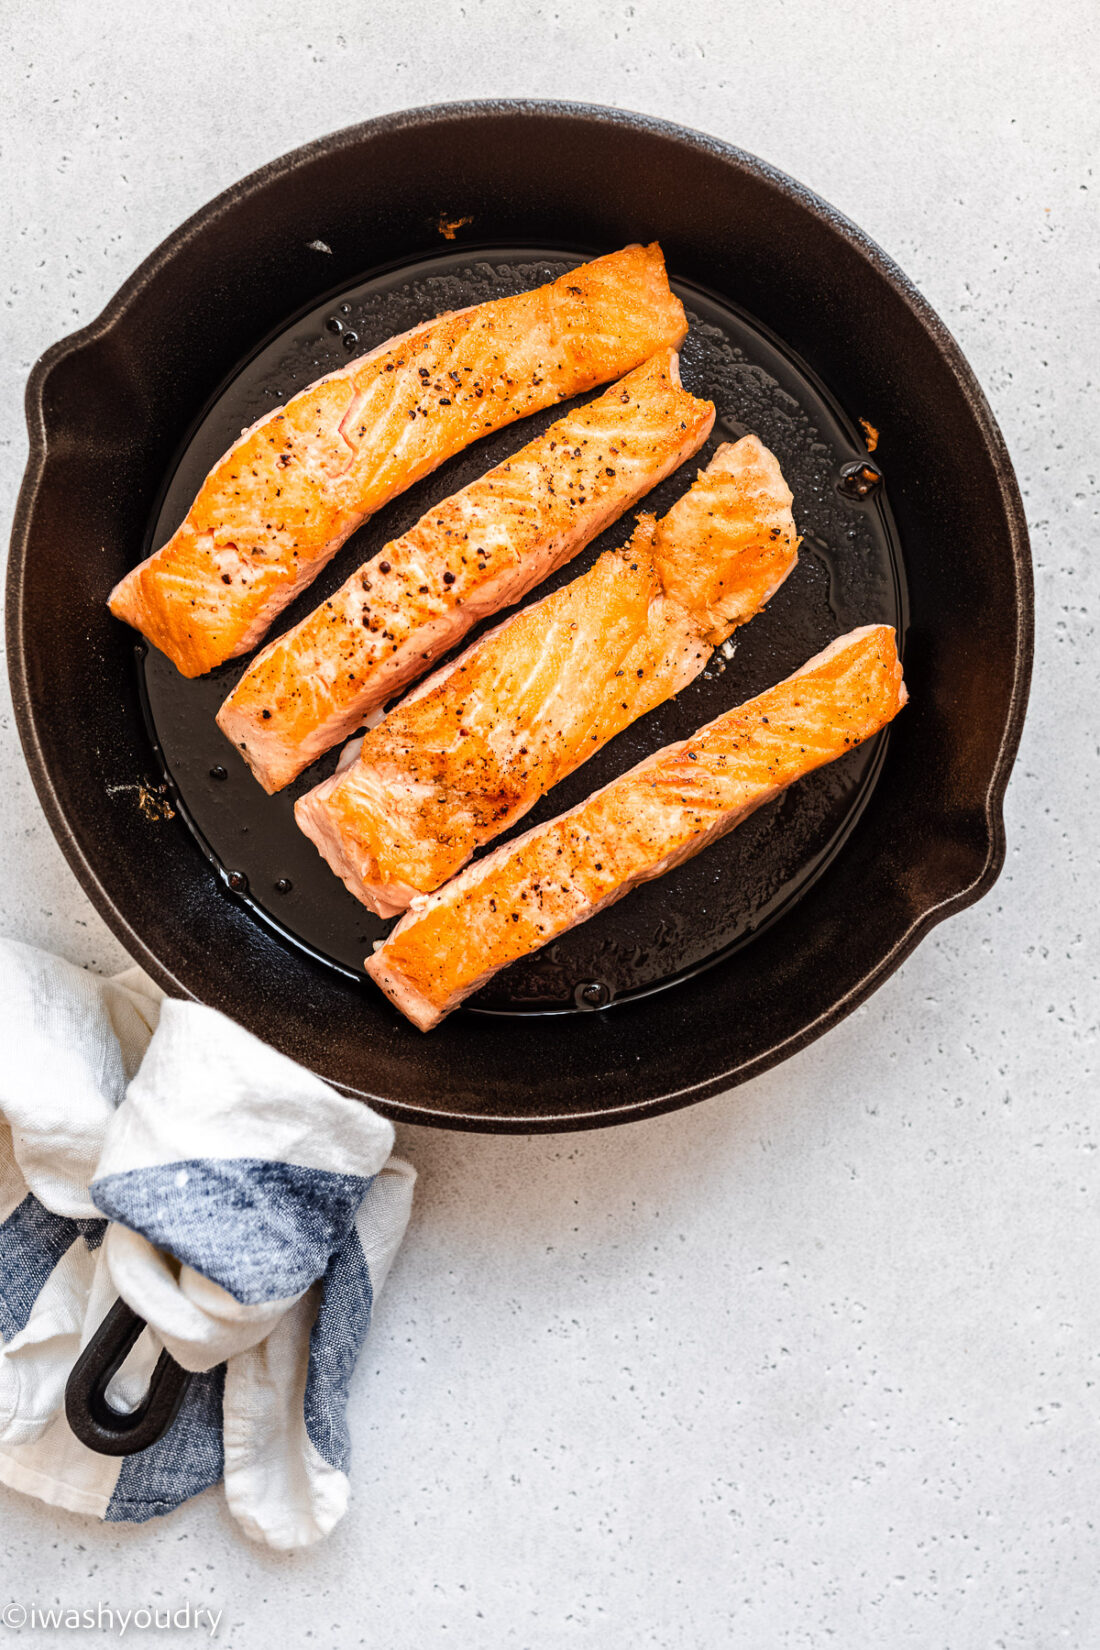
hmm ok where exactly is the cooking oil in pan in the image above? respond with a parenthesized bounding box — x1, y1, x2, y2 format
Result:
(139, 248, 907, 1015)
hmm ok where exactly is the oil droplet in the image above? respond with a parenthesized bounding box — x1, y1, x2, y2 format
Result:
(342, 331, 359, 352)
(326, 316, 344, 335)
(227, 870, 248, 892)
(339, 302, 351, 315)
(275, 878, 293, 894)
(209, 765, 227, 780)
(574, 980, 612, 1010)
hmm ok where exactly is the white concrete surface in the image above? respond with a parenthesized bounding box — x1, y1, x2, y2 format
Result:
(1, 3, 1097, 1645)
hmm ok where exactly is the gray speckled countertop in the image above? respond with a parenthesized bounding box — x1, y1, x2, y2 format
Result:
(1, 4, 1097, 1645)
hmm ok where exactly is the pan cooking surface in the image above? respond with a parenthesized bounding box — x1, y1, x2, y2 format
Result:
(140, 247, 906, 1014)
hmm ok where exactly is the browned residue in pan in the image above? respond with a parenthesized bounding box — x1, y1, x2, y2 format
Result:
(106, 781, 176, 822)
(436, 214, 473, 240)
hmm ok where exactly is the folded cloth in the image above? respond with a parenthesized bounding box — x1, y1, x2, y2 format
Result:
(0, 938, 414, 1547)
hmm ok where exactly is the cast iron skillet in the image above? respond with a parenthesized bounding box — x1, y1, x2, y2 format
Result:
(8, 101, 1032, 1134)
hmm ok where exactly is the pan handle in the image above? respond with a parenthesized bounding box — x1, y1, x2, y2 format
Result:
(65, 1299, 193, 1456)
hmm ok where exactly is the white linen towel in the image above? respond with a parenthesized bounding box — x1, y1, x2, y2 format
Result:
(0, 937, 414, 1548)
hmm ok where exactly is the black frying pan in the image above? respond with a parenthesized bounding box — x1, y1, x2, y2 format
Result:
(8, 101, 1033, 1135)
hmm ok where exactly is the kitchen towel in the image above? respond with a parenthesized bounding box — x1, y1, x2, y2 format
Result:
(0, 937, 414, 1548)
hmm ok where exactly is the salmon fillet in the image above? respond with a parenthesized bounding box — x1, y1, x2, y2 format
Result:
(366, 625, 907, 1030)
(217, 350, 714, 790)
(108, 244, 688, 677)
(297, 435, 799, 917)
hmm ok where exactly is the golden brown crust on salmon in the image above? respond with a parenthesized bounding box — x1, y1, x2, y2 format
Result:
(366, 626, 907, 1029)
(216, 351, 714, 790)
(108, 245, 688, 677)
(295, 435, 798, 916)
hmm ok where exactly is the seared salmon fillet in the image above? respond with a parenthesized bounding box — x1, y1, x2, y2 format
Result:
(217, 351, 714, 790)
(366, 626, 907, 1030)
(108, 244, 688, 677)
(296, 435, 798, 916)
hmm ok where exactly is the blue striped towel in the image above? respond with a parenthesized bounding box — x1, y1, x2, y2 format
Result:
(0, 939, 414, 1548)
